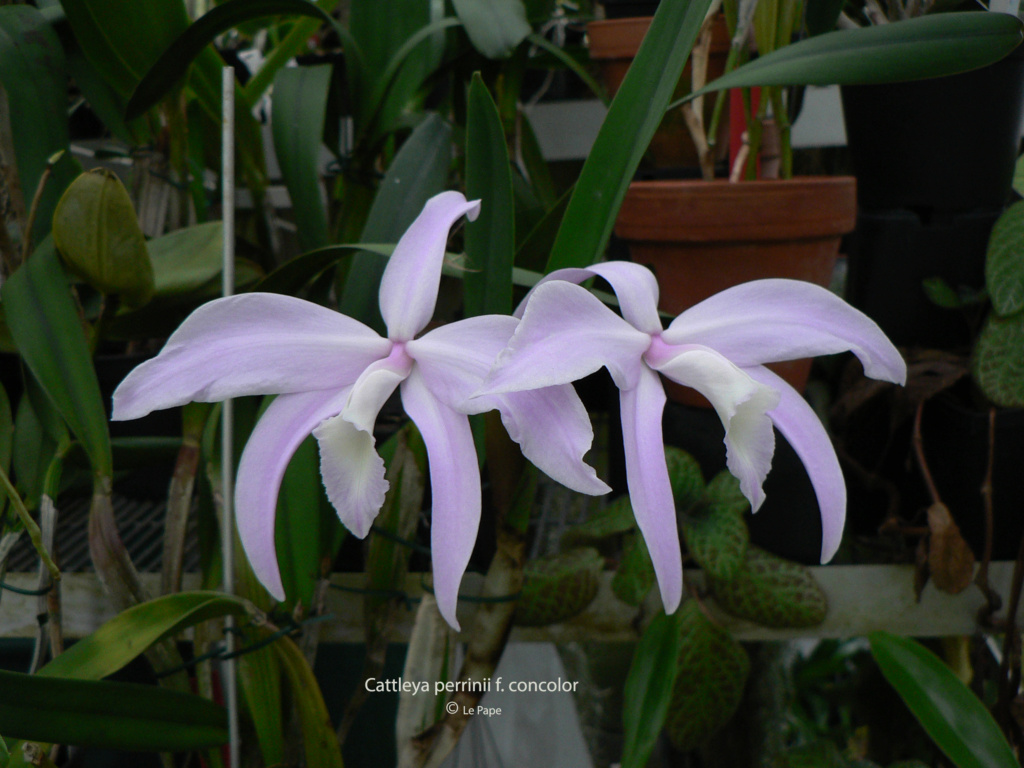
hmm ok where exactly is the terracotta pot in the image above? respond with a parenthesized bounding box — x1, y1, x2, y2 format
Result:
(616, 177, 858, 403)
(587, 15, 731, 171)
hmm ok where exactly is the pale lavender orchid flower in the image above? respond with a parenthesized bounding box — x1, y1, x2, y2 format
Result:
(112, 191, 608, 628)
(476, 262, 906, 614)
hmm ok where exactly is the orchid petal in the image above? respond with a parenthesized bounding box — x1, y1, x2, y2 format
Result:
(401, 369, 481, 630)
(407, 314, 519, 406)
(514, 262, 662, 335)
(410, 317, 609, 496)
(482, 281, 651, 393)
(748, 366, 847, 563)
(313, 348, 412, 539)
(379, 191, 481, 342)
(112, 293, 389, 421)
(647, 339, 779, 511)
(619, 366, 682, 613)
(236, 388, 352, 601)
(663, 279, 907, 383)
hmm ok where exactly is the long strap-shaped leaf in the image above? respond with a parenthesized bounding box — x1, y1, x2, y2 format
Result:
(338, 113, 452, 332)
(41, 590, 255, 680)
(1, 241, 112, 478)
(690, 12, 1023, 96)
(271, 65, 333, 253)
(464, 73, 515, 318)
(870, 631, 1019, 768)
(125, 0, 365, 120)
(545, 0, 714, 272)
(0, 669, 227, 752)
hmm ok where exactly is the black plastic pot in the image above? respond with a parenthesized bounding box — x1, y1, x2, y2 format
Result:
(841, 43, 1024, 212)
(844, 207, 999, 349)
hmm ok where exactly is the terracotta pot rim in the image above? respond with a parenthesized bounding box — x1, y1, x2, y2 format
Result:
(616, 176, 858, 242)
(625, 176, 857, 193)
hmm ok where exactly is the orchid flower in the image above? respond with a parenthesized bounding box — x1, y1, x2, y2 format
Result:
(476, 262, 906, 613)
(112, 191, 608, 628)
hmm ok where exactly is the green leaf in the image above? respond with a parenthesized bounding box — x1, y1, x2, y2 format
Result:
(869, 631, 1018, 768)
(271, 64, 332, 252)
(622, 610, 684, 768)
(1, 241, 112, 478)
(1014, 152, 1024, 199)
(986, 199, 1024, 317)
(275, 432, 338, 610)
(338, 113, 452, 331)
(256, 242, 395, 295)
(64, 35, 148, 145)
(692, 13, 1024, 96)
(561, 494, 637, 545)
(52, 170, 155, 307)
(707, 546, 827, 628)
(124, 0, 339, 119)
(149, 221, 224, 295)
(11, 394, 56, 511)
(0, 5, 78, 244)
(664, 600, 750, 751)
(804, 0, 845, 36)
(0, 669, 227, 751)
(238, 644, 285, 767)
(349, 1, 444, 138)
(972, 312, 1024, 408)
(452, 0, 531, 59)
(58, 0, 191, 98)
(922, 277, 965, 310)
(273, 636, 344, 768)
(683, 471, 750, 583)
(515, 547, 603, 626)
(667, 446, 706, 511)
(612, 532, 656, 606)
(358, 16, 460, 147)
(773, 740, 850, 768)
(41, 591, 254, 680)
(546, 0, 714, 271)
(464, 74, 515, 317)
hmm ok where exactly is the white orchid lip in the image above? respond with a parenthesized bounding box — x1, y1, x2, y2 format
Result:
(110, 191, 608, 630)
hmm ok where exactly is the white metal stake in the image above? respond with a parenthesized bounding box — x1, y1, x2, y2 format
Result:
(221, 65, 240, 768)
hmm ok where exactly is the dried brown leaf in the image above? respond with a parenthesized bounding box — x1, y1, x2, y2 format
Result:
(926, 502, 975, 595)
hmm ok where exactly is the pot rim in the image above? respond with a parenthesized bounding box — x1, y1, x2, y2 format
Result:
(616, 176, 858, 242)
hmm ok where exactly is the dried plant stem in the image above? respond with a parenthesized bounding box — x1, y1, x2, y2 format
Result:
(911, 401, 941, 505)
(0, 84, 26, 276)
(21, 150, 63, 263)
(976, 407, 1002, 624)
(161, 406, 208, 595)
